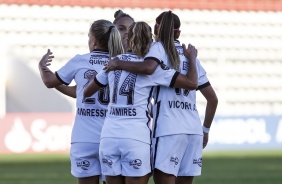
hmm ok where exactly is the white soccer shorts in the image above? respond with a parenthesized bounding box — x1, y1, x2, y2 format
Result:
(99, 137, 152, 177)
(70, 142, 104, 180)
(152, 134, 203, 176)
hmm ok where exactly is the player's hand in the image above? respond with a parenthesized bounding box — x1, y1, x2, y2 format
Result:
(103, 57, 120, 73)
(203, 132, 209, 149)
(182, 43, 198, 61)
(39, 49, 54, 72)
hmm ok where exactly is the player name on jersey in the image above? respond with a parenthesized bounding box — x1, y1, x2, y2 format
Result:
(109, 107, 137, 116)
(77, 108, 107, 117)
(168, 100, 197, 111)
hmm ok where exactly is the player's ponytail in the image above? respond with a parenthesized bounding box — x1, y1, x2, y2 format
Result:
(90, 19, 124, 58)
(108, 25, 124, 58)
(128, 22, 152, 58)
(156, 11, 180, 70)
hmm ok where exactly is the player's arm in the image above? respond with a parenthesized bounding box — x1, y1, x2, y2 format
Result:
(171, 44, 198, 90)
(104, 57, 158, 75)
(38, 49, 62, 88)
(55, 85, 76, 98)
(199, 85, 218, 148)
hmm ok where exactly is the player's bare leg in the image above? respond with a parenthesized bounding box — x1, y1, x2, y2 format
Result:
(176, 176, 194, 184)
(153, 169, 175, 184)
(78, 176, 99, 184)
(125, 173, 150, 184)
(106, 175, 124, 184)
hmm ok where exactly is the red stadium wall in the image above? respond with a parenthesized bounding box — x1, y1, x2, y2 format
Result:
(0, 0, 281, 11)
(1, 113, 282, 154)
(0, 113, 74, 154)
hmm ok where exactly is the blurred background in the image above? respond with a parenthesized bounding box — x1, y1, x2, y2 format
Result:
(1, 0, 282, 154)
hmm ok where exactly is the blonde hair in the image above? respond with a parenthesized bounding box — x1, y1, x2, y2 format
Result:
(90, 19, 124, 58)
(128, 22, 152, 58)
(156, 11, 180, 70)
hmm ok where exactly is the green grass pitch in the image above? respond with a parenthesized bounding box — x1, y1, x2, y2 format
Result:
(0, 150, 282, 184)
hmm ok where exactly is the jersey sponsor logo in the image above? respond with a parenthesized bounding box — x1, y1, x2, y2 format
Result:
(176, 45, 184, 55)
(129, 159, 142, 169)
(159, 61, 170, 70)
(102, 158, 113, 168)
(119, 54, 138, 61)
(170, 157, 179, 166)
(89, 55, 109, 65)
(193, 157, 202, 167)
(109, 107, 137, 116)
(176, 45, 189, 71)
(77, 108, 107, 117)
(76, 160, 90, 170)
(168, 101, 196, 111)
(182, 61, 188, 71)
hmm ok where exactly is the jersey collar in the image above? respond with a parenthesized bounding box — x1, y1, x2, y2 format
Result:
(92, 49, 109, 54)
(174, 40, 180, 44)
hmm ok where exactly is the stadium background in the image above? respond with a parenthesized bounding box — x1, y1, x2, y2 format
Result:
(0, 0, 282, 154)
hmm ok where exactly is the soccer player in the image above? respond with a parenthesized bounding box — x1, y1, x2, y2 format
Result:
(113, 9, 135, 52)
(53, 9, 135, 98)
(83, 21, 198, 184)
(151, 11, 218, 184)
(104, 11, 218, 184)
(38, 19, 124, 184)
(45, 10, 135, 183)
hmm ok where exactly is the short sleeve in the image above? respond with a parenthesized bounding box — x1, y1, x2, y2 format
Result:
(95, 69, 108, 87)
(196, 59, 210, 89)
(149, 64, 179, 88)
(56, 55, 81, 85)
(144, 42, 165, 64)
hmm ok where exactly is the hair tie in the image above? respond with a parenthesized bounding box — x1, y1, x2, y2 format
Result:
(109, 26, 115, 32)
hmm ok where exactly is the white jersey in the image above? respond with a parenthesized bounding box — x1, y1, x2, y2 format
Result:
(56, 49, 110, 143)
(145, 41, 210, 137)
(95, 52, 179, 144)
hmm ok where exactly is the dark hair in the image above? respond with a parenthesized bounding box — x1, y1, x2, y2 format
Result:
(90, 19, 124, 58)
(128, 22, 152, 58)
(156, 11, 180, 70)
(156, 11, 180, 30)
(113, 10, 134, 24)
